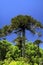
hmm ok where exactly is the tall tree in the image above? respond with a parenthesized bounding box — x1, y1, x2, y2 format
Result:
(0, 15, 43, 57)
(11, 15, 43, 57)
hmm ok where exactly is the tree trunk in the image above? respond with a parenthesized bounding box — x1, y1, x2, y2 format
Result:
(18, 31, 22, 57)
(38, 44, 39, 65)
(19, 40, 22, 57)
(22, 28, 25, 57)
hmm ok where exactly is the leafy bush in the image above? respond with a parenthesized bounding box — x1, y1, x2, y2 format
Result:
(3, 58, 12, 65)
(0, 40, 12, 60)
(15, 57, 29, 63)
(6, 45, 20, 60)
(0, 40, 20, 60)
(0, 61, 3, 65)
(0, 40, 43, 65)
(25, 42, 43, 64)
(9, 61, 30, 65)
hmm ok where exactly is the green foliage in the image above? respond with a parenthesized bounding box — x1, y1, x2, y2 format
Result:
(15, 57, 29, 63)
(11, 15, 43, 30)
(25, 42, 43, 64)
(0, 40, 12, 60)
(3, 58, 13, 65)
(0, 40, 43, 65)
(6, 45, 20, 60)
(33, 40, 43, 46)
(9, 61, 30, 65)
(34, 63, 38, 65)
(0, 61, 3, 65)
(0, 15, 43, 37)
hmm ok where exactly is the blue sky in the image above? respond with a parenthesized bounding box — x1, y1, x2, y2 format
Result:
(0, 0, 43, 48)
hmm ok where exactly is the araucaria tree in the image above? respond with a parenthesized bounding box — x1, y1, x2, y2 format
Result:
(0, 15, 43, 57)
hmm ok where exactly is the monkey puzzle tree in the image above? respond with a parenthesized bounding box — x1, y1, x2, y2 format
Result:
(0, 15, 43, 57)
(34, 40, 43, 53)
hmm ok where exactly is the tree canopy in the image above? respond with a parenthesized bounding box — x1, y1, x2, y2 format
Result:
(0, 15, 43, 37)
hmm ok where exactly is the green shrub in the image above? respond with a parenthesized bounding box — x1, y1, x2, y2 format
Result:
(3, 58, 12, 65)
(0, 61, 3, 65)
(15, 57, 29, 63)
(34, 63, 38, 65)
(9, 61, 30, 65)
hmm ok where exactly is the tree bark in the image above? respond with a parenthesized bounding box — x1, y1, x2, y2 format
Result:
(22, 28, 25, 57)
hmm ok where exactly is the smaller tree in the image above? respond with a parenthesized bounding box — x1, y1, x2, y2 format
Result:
(33, 39, 43, 65)
(34, 40, 43, 55)
(13, 36, 26, 57)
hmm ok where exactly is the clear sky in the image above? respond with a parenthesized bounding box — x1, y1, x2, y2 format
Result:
(0, 0, 43, 48)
